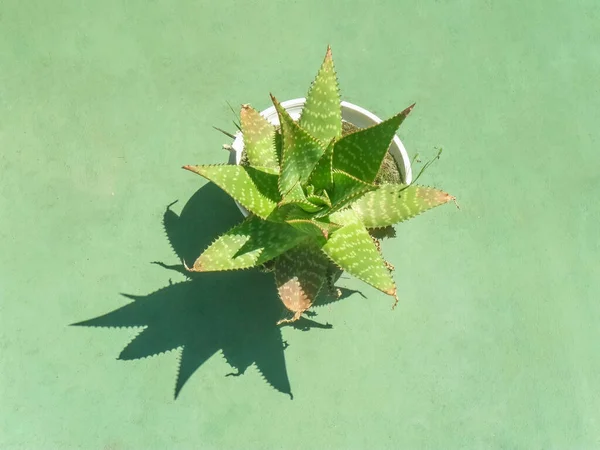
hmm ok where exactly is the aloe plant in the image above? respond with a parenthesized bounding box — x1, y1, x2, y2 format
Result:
(184, 46, 454, 324)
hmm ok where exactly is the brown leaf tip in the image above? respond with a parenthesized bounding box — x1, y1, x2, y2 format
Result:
(438, 191, 455, 204)
(401, 103, 416, 117)
(451, 196, 460, 209)
(241, 104, 253, 117)
(434, 191, 458, 209)
(325, 45, 333, 60)
(183, 259, 201, 272)
(416, 188, 456, 207)
(391, 292, 399, 310)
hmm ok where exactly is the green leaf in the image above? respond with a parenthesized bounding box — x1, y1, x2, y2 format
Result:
(351, 184, 455, 228)
(271, 95, 327, 196)
(328, 208, 359, 226)
(285, 208, 340, 238)
(274, 130, 283, 167)
(330, 169, 377, 207)
(306, 192, 332, 208)
(285, 220, 329, 238)
(314, 170, 376, 218)
(299, 46, 342, 142)
(186, 216, 307, 272)
(318, 189, 332, 207)
(275, 242, 330, 320)
(320, 210, 396, 296)
(183, 164, 280, 219)
(278, 182, 322, 213)
(332, 104, 414, 183)
(307, 139, 334, 192)
(240, 104, 278, 169)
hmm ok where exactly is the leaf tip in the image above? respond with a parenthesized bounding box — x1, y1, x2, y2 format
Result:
(452, 197, 461, 210)
(183, 259, 202, 272)
(270, 94, 285, 114)
(437, 192, 459, 210)
(402, 103, 416, 117)
(438, 191, 455, 204)
(417, 187, 456, 207)
(182, 165, 199, 174)
(391, 291, 399, 310)
(240, 103, 251, 116)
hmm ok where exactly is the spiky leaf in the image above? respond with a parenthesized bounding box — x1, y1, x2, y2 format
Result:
(287, 220, 339, 239)
(330, 169, 377, 208)
(320, 210, 396, 296)
(299, 46, 342, 142)
(351, 184, 455, 228)
(278, 182, 322, 213)
(285, 209, 340, 238)
(272, 95, 327, 195)
(183, 165, 279, 219)
(275, 242, 330, 318)
(306, 192, 332, 208)
(328, 207, 360, 226)
(240, 104, 278, 169)
(274, 130, 283, 167)
(307, 139, 335, 192)
(368, 226, 397, 240)
(332, 104, 414, 183)
(187, 216, 307, 272)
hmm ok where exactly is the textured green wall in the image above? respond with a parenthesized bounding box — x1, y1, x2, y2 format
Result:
(2, 0, 599, 448)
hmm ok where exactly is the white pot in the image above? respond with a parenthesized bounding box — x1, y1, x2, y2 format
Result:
(228, 98, 413, 217)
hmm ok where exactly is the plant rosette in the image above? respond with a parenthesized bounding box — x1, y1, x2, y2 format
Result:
(183, 46, 455, 324)
(228, 98, 414, 218)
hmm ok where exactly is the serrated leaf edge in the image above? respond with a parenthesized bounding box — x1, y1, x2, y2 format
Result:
(182, 164, 279, 220)
(298, 45, 343, 143)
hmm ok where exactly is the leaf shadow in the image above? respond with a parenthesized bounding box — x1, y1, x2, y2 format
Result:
(72, 183, 360, 399)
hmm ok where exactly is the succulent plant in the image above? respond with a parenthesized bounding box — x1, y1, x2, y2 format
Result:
(183, 46, 454, 324)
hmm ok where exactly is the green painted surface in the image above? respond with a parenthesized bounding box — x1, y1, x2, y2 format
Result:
(1, 0, 599, 448)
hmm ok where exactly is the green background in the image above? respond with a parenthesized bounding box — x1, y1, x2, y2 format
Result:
(2, 0, 599, 448)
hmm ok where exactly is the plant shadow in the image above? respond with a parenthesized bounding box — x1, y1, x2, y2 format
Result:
(72, 183, 360, 399)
